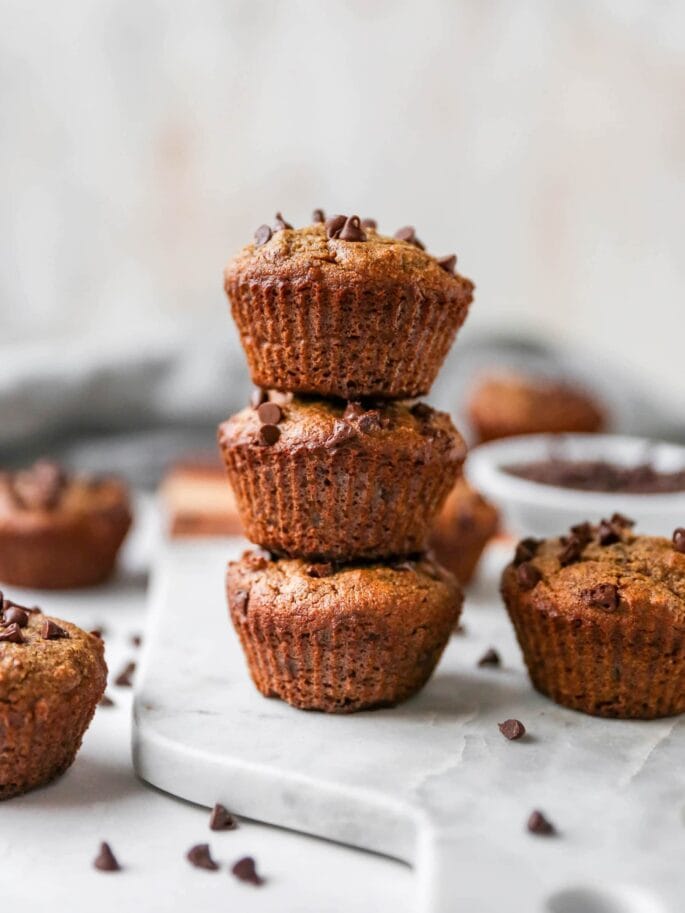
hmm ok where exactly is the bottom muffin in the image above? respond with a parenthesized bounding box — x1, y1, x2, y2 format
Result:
(501, 521, 685, 719)
(0, 596, 107, 798)
(227, 550, 462, 713)
(430, 479, 499, 585)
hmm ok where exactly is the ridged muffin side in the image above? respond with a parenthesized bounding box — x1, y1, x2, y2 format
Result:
(227, 550, 462, 713)
(219, 395, 466, 561)
(224, 222, 474, 399)
(501, 523, 685, 719)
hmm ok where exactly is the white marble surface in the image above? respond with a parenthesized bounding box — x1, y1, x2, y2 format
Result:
(135, 533, 685, 913)
(0, 500, 411, 913)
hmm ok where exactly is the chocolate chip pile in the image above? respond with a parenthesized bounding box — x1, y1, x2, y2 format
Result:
(505, 458, 685, 494)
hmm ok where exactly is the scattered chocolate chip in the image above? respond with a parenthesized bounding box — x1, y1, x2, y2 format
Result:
(611, 512, 635, 528)
(582, 583, 619, 612)
(272, 212, 292, 231)
(325, 214, 346, 239)
(41, 619, 69, 640)
(3, 606, 29, 628)
(478, 647, 501, 667)
(94, 842, 121, 872)
(259, 424, 280, 445)
(256, 402, 282, 425)
(328, 419, 357, 447)
(570, 522, 593, 545)
(598, 519, 621, 546)
(209, 803, 238, 831)
(394, 226, 425, 249)
(250, 388, 268, 409)
(253, 224, 272, 247)
(514, 538, 540, 566)
(357, 410, 382, 433)
(410, 402, 432, 420)
(527, 810, 555, 835)
(674, 528, 685, 554)
(0, 623, 25, 644)
(499, 719, 526, 741)
(90, 627, 104, 639)
(99, 694, 115, 708)
(312, 208, 325, 223)
(114, 661, 136, 687)
(186, 843, 219, 871)
(558, 536, 584, 566)
(436, 255, 457, 273)
(306, 563, 335, 578)
(339, 215, 367, 242)
(516, 562, 541, 590)
(231, 856, 264, 886)
(232, 589, 249, 615)
(360, 218, 377, 230)
(130, 633, 142, 647)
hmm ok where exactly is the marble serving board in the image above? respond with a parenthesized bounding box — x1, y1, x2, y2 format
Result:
(133, 538, 684, 913)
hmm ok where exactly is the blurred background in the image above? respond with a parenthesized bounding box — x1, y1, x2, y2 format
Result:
(1, 0, 684, 483)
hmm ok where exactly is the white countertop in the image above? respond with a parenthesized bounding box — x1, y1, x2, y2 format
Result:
(1, 499, 411, 913)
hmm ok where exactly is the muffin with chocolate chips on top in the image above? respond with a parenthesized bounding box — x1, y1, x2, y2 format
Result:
(219, 393, 466, 560)
(0, 460, 131, 589)
(227, 549, 462, 713)
(501, 517, 685, 718)
(0, 594, 106, 798)
(224, 212, 474, 399)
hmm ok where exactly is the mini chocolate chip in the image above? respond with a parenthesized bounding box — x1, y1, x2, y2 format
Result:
(250, 388, 268, 409)
(232, 589, 249, 615)
(516, 561, 541, 590)
(598, 519, 621, 546)
(312, 208, 325, 223)
(478, 647, 501, 667)
(257, 402, 282, 425)
(254, 224, 272, 247)
(674, 528, 685, 554)
(410, 402, 432, 419)
(570, 522, 593, 545)
(94, 842, 121, 872)
(186, 843, 219, 871)
(3, 606, 29, 628)
(361, 218, 377, 230)
(89, 629, 103, 639)
(231, 856, 264, 886)
(259, 424, 280, 445)
(325, 214, 346, 239)
(0, 623, 24, 644)
(514, 538, 540, 566)
(394, 226, 424, 249)
(357, 410, 382, 433)
(558, 536, 584, 566)
(339, 215, 367, 242)
(99, 694, 115, 708)
(209, 803, 238, 831)
(499, 719, 526, 741)
(582, 583, 619, 612)
(41, 619, 69, 640)
(130, 633, 142, 647)
(115, 661, 136, 687)
(306, 563, 335, 578)
(272, 212, 292, 231)
(611, 512, 635, 528)
(527, 810, 555, 835)
(436, 255, 457, 273)
(328, 419, 357, 448)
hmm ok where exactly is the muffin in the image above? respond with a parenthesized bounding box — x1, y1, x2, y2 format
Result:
(218, 395, 466, 560)
(467, 373, 605, 443)
(0, 460, 132, 589)
(224, 214, 474, 399)
(0, 596, 107, 798)
(430, 479, 499, 585)
(227, 549, 462, 712)
(501, 520, 685, 718)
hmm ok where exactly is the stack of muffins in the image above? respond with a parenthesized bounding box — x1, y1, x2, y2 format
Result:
(219, 212, 474, 712)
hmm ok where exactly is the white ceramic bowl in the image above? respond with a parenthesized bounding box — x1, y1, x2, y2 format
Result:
(466, 433, 685, 539)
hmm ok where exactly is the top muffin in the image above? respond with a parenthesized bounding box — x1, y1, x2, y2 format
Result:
(224, 213, 474, 399)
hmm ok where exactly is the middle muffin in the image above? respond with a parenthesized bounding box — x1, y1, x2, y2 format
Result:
(219, 394, 466, 561)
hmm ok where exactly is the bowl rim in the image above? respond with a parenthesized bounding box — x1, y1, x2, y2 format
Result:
(465, 433, 685, 516)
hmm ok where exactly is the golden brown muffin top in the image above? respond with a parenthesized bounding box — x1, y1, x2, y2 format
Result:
(503, 519, 685, 627)
(224, 215, 474, 300)
(468, 372, 605, 439)
(0, 598, 106, 701)
(220, 394, 466, 464)
(228, 549, 461, 622)
(0, 460, 130, 529)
